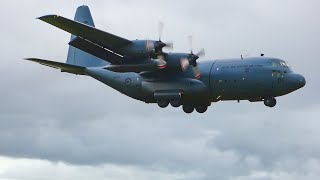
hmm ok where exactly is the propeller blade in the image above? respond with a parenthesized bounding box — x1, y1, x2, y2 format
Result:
(164, 41, 173, 50)
(188, 35, 193, 53)
(157, 54, 165, 60)
(196, 48, 205, 57)
(155, 21, 174, 52)
(180, 58, 190, 72)
(158, 21, 164, 41)
(192, 66, 201, 79)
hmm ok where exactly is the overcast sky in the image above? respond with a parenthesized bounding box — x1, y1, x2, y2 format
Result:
(1, 0, 319, 180)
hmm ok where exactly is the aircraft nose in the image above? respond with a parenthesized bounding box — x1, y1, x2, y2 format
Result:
(299, 75, 306, 88)
(289, 73, 306, 88)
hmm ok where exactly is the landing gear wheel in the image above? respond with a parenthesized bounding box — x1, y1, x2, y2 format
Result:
(264, 97, 277, 107)
(157, 100, 169, 108)
(170, 99, 181, 108)
(183, 105, 194, 114)
(196, 105, 208, 113)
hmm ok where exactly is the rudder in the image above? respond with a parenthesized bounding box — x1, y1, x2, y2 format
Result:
(66, 5, 106, 67)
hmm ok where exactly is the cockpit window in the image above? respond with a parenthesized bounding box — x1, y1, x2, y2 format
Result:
(270, 59, 293, 72)
(272, 70, 282, 77)
(270, 59, 290, 67)
(282, 61, 293, 72)
(280, 61, 290, 67)
(271, 61, 281, 67)
(284, 62, 290, 67)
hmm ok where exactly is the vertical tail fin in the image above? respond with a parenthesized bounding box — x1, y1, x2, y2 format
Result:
(66, 5, 106, 67)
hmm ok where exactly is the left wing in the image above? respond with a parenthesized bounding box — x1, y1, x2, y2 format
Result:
(25, 58, 86, 75)
(38, 15, 132, 51)
(68, 37, 123, 64)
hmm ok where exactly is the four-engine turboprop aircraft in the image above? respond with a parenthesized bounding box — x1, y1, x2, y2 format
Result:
(26, 5, 306, 114)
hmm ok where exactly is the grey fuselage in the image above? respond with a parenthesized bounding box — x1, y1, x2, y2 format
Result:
(85, 57, 306, 105)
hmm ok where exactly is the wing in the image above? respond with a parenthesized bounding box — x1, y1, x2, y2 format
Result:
(38, 15, 132, 51)
(25, 58, 86, 75)
(68, 37, 123, 64)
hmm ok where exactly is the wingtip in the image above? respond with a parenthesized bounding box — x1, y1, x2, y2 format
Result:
(37, 14, 59, 20)
(24, 58, 39, 62)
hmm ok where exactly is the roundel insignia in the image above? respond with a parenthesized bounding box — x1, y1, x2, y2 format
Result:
(125, 78, 132, 86)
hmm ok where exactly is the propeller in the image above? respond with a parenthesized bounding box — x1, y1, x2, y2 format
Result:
(186, 35, 205, 79)
(154, 21, 173, 53)
(158, 21, 164, 41)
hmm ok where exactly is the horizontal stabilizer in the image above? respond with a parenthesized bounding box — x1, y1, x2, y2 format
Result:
(38, 15, 131, 51)
(69, 37, 122, 64)
(25, 58, 86, 75)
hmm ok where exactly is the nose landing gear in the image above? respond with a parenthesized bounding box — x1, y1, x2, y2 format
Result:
(264, 97, 277, 107)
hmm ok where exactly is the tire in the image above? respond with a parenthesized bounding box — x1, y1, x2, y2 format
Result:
(196, 105, 208, 113)
(170, 99, 181, 108)
(183, 105, 194, 114)
(157, 100, 169, 108)
(264, 97, 277, 107)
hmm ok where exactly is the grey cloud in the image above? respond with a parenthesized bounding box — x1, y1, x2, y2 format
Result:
(0, 0, 320, 180)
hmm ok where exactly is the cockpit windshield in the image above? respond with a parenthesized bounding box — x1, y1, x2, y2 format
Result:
(280, 61, 289, 67)
(270, 59, 292, 72)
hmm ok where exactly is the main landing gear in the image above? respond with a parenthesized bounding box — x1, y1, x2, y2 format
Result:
(182, 105, 194, 114)
(157, 99, 209, 114)
(195, 105, 208, 113)
(182, 104, 208, 114)
(157, 99, 181, 108)
(170, 99, 182, 108)
(264, 97, 277, 107)
(157, 99, 182, 108)
(157, 99, 169, 108)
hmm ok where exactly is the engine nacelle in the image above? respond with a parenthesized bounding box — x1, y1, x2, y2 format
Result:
(120, 40, 157, 58)
(163, 53, 190, 72)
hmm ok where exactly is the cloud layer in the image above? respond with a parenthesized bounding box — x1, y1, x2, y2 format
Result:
(0, 0, 319, 179)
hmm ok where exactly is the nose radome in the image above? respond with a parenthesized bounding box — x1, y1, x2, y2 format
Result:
(299, 75, 306, 87)
(289, 73, 306, 89)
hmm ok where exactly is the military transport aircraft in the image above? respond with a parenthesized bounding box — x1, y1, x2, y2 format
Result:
(26, 5, 306, 114)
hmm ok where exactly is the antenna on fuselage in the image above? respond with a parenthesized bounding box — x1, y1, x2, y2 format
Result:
(261, 53, 265, 57)
(241, 55, 243, 60)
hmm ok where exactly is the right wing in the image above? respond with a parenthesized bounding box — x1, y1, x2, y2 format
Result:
(38, 15, 132, 51)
